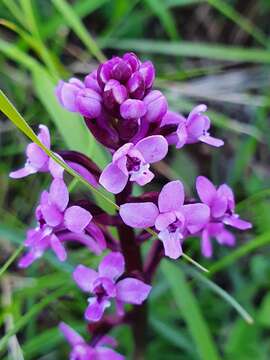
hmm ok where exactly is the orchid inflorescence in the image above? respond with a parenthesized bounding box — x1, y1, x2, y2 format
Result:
(11, 52, 252, 359)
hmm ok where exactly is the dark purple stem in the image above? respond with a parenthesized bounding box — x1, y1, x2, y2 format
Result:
(144, 240, 164, 282)
(116, 184, 148, 359)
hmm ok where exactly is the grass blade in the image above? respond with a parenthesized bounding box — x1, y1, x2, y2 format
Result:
(209, 232, 270, 274)
(106, 38, 270, 63)
(0, 245, 24, 278)
(51, 0, 106, 62)
(188, 267, 254, 324)
(0, 285, 70, 354)
(145, 0, 180, 40)
(207, 0, 268, 47)
(162, 260, 221, 360)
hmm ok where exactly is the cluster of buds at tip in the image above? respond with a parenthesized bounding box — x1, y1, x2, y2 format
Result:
(10, 52, 252, 359)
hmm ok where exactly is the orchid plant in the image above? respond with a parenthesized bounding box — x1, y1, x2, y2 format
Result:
(10, 52, 252, 359)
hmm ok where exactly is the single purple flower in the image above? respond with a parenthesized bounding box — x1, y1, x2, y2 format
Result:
(161, 105, 224, 148)
(119, 180, 210, 259)
(59, 322, 124, 360)
(9, 125, 63, 179)
(99, 135, 168, 194)
(196, 176, 252, 257)
(73, 252, 151, 322)
(18, 179, 105, 268)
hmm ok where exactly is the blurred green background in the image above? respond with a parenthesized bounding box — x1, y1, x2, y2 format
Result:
(1, 0, 270, 359)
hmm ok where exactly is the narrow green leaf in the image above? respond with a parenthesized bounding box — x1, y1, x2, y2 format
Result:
(162, 260, 221, 360)
(0, 285, 70, 354)
(188, 267, 254, 324)
(209, 231, 270, 274)
(106, 38, 270, 63)
(51, 0, 106, 62)
(207, 0, 268, 47)
(145, 0, 180, 40)
(0, 244, 24, 278)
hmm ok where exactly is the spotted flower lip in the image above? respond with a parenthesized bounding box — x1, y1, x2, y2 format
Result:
(9, 125, 64, 179)
(99, 135, 168, 194)
(119, 180, 210, 259)
(18, 179, 106, 268)
(59, 322, 124, 360)
(73, 252, 151, 322)
(161, 105, 224, 148)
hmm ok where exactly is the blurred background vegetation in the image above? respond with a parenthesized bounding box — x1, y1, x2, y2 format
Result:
(1, 0, 270, 359)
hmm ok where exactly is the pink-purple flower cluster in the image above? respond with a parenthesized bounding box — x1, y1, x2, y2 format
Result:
(10, 52, 252, 359)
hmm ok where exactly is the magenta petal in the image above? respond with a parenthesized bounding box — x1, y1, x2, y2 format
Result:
(217, 184, 235, 211)
(116, 278, 151, 305)
(59, 82, 79, 112)
(201, 229, 212, 258)
(9, 165, 37, 179)
(48, 157, 64, 179)
(86, 222, 106, 250)
(182, 203, 210, 234)
(155, 212, 176, 231)
(41, 203, 63, 227)
(26, 143, 48, 169)
(135, 135, 168, 163)
(176, 122, 188, 149)
(216, 229, 235, 246)
(158, 180, 184, 213)
(50, 234, 67, 261)
(196, 176, 216, 205)
(64, 206, 92, 233)
(18, 252, 40, 268)
(59, 322, 84, 346)
(99, 163, 128, 194)
(85, 298, 110, 322)
(211, 195, 228, 218)
(73, 265, 98, 292)
(98, 252, 124, 281)
(158, 230, 183, 259)
(223, 216, 252, 230)
(119, 202, 159, 228)
(199, 135, 224, 147)
(38, 125, 51, 149)
(97, 348, 124, 360)
(161, 110, 185, 126)
(49, 179, 69, 211)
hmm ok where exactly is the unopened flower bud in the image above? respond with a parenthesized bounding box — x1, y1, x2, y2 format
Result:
(111, 60, 132, 83)
(123, 52, 140, 72)
(76, 88, 102, 118)
(56, 78, 84, 112)
(143, 90, 168, 123)
(103, 79, 127, 110)
(139, 61, 155, 89)
(120, 99, 146, 120)
(84, 71, 101, 94)
(127, 72, 145, 99)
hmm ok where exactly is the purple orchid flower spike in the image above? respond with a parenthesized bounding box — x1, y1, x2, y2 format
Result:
(73, 252, 151, 322)
(19, 179, 105, 268)
(59, 322, 124, 360)
(9, 125, 63, 179)
(161, 105, 224, 149)
(196, 176, 252, 257)
(99, 135, 168, 194)
(119, 180, 210, 259)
